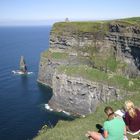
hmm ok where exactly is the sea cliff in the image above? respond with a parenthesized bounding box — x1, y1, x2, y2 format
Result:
(38, 17, 140, 115)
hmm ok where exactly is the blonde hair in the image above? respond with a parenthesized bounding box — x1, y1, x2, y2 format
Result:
(125, 100, 137, 118)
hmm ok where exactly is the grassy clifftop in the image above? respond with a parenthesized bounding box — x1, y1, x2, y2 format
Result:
(120, 17, 140, 24)
(51, 17, 140, 35)
(51, 21, 109, 34)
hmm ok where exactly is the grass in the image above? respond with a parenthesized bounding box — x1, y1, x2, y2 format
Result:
(106, 56, 118, 72)
(58, 65, 107, 81)
(34, 92, 140, 140)
(52, 21, 110, 35)
(91, 55, 119, 72)
(57, 65, 140, 92)
(51, 17, 140, 36)
(119, 17, 140, 25)
(42, 51, 68, 60)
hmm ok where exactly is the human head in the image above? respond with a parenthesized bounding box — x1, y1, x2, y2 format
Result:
(104, 106, 114, 117)
(125, 100, 135, 111)
(125, 100, 136, 118)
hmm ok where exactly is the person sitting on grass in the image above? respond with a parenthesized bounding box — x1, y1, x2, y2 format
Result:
(124, 100, 140, 134)
(86, 106, 126, 140)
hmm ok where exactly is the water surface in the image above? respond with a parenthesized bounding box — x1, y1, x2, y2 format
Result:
(0, 26, 71, 140)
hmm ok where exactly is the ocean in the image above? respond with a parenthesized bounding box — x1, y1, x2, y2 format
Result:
(0, 26, 71, 140)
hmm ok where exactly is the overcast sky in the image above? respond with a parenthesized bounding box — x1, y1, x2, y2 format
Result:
(0, 0, 140, 25)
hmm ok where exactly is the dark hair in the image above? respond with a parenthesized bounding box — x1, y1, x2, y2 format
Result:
(104, 106, 114, 117)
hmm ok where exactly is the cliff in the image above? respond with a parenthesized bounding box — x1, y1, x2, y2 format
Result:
(38, 17, 140, 115)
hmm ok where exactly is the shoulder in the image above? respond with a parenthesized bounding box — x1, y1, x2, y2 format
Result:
(136, 108, 140, 112)
(115, 117, 125, 123)
(104, 120, 109, 125)
(135, 107, 140, 111)
(125, 111, 130, 118)
(136, 108, 140, 114)
(103, 120, 110, 128)
(103, 120, 110, 130)
(114, 117, 123, 122)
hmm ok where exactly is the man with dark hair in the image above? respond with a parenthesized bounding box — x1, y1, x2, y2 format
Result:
(86, 106, 126, 140)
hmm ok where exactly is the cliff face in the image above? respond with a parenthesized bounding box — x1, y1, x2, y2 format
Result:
(49, 72, 125, 115)
(106, 24, 140, 76)
(38, 18, 140, 115)
(49, 22, 140, 77)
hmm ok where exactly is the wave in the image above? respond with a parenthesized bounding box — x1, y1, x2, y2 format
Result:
(44, 104, 71, 116)
(44, 104, 53, 111)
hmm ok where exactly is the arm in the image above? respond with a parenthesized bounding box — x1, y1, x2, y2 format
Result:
(124, 126, 127, 135)
(103, 130, 108, 138)
(123, 112, 132, 133)
(126, 125, 131, 132)
(124, 112, 130, 130)
(103, 121, 108, 138)
(86, 131, 102, 140)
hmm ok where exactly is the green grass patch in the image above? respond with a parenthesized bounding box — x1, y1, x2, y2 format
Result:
(51, 52, 68, 59)
(52, 21, 109, 35)
(119, 17, 140, 25)
(57, 65, 140, 91)
(42, 51, 68, 60)
(92, 55, 119, 72)
(106, 57, 118, 72)
(51, 17, 140, 36)
(58, 65, 107, 82)
(34, 92, 140, 140)
(42, 50, 51, 58)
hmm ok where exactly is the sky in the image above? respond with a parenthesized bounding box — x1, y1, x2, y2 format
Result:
(0, 0, 140, 26)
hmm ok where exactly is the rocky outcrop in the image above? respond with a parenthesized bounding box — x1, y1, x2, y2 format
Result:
(50, 32, 95, 49)
(49, 72, 125, 115)
(38, 52, 85, 88)
(38, 19, 140, 115)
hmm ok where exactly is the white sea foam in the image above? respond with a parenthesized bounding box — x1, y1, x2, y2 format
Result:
(45, 104, 53, 111)
(12, 70, 33, 75)
(62, 111, 71, 116)
(44, 104, 72, 116)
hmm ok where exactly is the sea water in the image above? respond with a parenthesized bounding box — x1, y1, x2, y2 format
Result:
(0, 26, 72, 140)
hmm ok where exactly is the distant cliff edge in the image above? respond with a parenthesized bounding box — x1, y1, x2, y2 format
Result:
(38, 17, 140, 115)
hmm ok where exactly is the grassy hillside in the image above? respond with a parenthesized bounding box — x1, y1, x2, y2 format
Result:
(120, 17, 140, 25)
(34, 92, 140, 140)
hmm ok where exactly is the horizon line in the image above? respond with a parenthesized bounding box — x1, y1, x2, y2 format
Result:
(0, 16, 139, 26)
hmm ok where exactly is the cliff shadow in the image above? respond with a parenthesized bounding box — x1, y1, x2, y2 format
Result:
(130, 46, 140, 70)
(37, 83, 77, 127)
(37, 83, 53, 103)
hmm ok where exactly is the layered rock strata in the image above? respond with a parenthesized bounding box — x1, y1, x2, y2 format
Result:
(38, 19, 140, 115)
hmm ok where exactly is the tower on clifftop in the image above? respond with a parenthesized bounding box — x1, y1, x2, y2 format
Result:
(65, 18, 70, 22)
